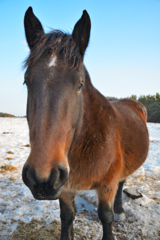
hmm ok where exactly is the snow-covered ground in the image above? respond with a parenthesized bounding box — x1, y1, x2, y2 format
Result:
(0, 118, 159, 240)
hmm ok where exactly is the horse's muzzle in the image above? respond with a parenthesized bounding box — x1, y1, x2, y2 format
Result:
(22, 163, 68, 200)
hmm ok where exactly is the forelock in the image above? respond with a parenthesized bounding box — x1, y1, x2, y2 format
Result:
(23, 30, 81, 69)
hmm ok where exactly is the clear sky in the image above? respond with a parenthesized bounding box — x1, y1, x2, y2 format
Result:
(0, 0, 160, 116)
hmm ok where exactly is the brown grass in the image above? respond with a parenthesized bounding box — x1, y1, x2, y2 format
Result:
(7, 151, 14, 154)
(6, 157, 13, 160)
(12, 220, 61, 240)
(24, 144, 30, 147)
(0, 164, 18, 174)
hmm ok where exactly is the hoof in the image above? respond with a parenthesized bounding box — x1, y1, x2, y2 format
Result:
(114, 212, 126, 222)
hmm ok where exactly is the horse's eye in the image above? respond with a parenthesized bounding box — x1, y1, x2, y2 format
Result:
(77, 82, 84, 91)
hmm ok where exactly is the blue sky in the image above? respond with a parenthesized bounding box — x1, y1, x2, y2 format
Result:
(0, 0, 160, 116)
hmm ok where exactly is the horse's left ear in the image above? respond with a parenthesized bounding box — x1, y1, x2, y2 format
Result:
(72, 10, 91, 57)
(24, 7, 44, 49)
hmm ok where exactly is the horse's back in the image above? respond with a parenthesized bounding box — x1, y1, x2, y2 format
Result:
(109, 98, 147, 124)
(108, 98, 147, 120)
(109, 98, 149, 180)
(116, 98, 147, 121)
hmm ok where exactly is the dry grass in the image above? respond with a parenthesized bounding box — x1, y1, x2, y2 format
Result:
(6, 157, 13, 160)
(0, 164, 18, 174)
(12, 220, 61, 240)
(7, 151, 14, 154)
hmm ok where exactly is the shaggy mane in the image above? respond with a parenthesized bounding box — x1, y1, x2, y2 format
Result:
(24, 30, 81, 69)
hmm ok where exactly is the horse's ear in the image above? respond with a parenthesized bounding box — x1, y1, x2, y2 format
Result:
(72, 10, 91, 57)
(24, 7, 44, 49)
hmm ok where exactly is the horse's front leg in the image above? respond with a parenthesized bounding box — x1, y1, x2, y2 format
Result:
(97, 178, 119, 240)
(59, 191, 76, 240)
(98, 202, 114, 240)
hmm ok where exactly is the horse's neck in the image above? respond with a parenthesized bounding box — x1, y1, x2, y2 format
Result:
(76, 68, 112, 141)
(83, 68, 111, 121)
(83, 68, 101, 105)
(70, 68, 112, 159)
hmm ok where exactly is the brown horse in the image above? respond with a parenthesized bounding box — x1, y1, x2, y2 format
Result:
(22, 7, 149, 240)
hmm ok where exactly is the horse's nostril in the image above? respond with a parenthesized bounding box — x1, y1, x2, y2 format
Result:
(22, 164, 38, 190)
(22, 163, 29, 186)
(49, 164, 69, 190)
(59, 165, 69, 184)
(22, 163, 68, 199)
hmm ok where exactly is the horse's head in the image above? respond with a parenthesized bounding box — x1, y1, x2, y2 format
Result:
(22, 7, 91, 200)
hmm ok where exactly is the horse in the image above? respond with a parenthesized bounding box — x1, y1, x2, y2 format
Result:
(22, 7, 149, 240)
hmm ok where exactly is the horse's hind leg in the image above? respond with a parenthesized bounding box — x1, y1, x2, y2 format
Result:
(59, 191, 76, 240)
(114, 180, 126, 222)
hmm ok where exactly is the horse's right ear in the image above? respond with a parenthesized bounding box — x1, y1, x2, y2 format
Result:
(72, 10, 91, 57)
(24, 7, 44, 49)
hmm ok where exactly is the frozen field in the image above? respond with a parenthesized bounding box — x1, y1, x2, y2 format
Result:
(0, 118, 160, 239)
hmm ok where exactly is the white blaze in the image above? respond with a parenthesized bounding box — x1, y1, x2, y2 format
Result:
(48, 56, 57, 67)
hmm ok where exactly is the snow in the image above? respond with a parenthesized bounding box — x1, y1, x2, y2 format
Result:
(0, 118, 60, 238)
(0, 117, 160, 239)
